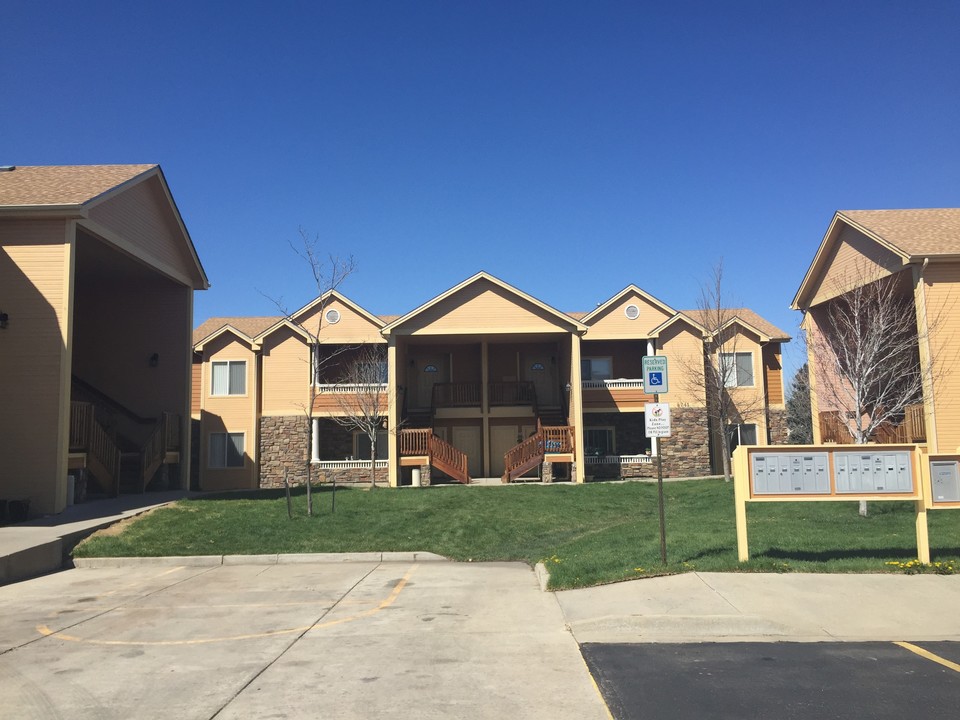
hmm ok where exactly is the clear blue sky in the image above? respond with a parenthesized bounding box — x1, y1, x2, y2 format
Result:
(5, 1, 959, 381)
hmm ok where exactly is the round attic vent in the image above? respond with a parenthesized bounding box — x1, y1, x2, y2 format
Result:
(624, 304, 640, 320)
(325, 308, 341, 324)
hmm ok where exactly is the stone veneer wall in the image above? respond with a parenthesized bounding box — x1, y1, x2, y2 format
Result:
(766, 408, 789, 445)
(259, 416, 386, 488)
(656, 406, 712, 478)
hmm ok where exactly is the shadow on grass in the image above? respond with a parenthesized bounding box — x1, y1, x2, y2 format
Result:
(682, 546, 730, 562)
(759, 546, 938, 562)
(194, 485, 353, 502)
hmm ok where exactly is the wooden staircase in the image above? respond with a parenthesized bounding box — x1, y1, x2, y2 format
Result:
(399, 429, 471, 484)
(502, 420, 575, 483)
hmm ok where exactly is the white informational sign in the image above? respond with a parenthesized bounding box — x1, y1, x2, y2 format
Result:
(642, 356, 668, 394)
(645, 402, 671, 438)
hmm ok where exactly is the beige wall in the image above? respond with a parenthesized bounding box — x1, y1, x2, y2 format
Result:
(200, 334, 258, 490)
(658, 320, 706, 406)
(296, 297, 385, 344)
(808, 225, 904, 306)
(585, 290, 672, 339)
(922, 261, 960, 452)
(0, 219, 71, 514)
(261, 326, 309, 416)
(393, 278, 576, 335)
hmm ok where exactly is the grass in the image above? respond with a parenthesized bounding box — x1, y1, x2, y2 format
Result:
(73, 479, 960, 589)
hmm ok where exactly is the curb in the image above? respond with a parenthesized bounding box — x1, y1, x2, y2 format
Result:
(72, 551, 450, 568)
(534, 561, 551, 592)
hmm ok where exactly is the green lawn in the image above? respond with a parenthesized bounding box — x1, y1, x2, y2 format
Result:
(73, 479, 960, 589)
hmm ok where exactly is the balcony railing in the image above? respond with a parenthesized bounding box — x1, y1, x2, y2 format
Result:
(584, 454, 653, 465)
(432, 382, 482, 408)
(315, 383, 389, 393)
(582, 378, 645, 390)
(818, 404, 926, 444)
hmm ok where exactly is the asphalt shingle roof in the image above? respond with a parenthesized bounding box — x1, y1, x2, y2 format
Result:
(0, 164, 156, 207)
(839, 208, 960, 257)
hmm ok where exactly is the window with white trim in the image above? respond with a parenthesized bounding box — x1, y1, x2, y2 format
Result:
(211, 361, 246, 395)
(720, 352, 754, 387)
(585, 427, 615, 456)
(581, 357, 613, 382)
(209, 432, 245, 468)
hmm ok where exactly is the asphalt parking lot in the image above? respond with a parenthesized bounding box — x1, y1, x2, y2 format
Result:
(0, 561, 609, 719)
(582, 641, 960, 720)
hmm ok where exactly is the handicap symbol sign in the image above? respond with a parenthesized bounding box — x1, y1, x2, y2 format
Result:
(648, 372, 663, 387)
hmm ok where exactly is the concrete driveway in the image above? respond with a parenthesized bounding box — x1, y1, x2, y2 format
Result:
(0, 560, 609, 719)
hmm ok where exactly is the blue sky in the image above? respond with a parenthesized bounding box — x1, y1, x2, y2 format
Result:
(5, 1, 959, 380)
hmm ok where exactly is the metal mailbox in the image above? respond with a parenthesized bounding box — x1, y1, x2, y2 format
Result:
(834, 451, 912, 494)
(752, 453, 829, 495)
(930, 460, 960, 503)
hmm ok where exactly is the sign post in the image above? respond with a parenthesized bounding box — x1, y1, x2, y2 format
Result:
(643, 356, 670, 565)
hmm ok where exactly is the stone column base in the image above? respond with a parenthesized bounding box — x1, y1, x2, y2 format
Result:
(542, 461, 553, 483)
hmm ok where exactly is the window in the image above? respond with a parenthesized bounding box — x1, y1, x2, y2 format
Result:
(585, 427, 615, 456)
(727, 424, 757, 454)
(581, 357, 613, 381)
(355, 430, 388, 459)
(720, 352, 754, 387)
(325, 308, 341, 324)
(358, 360, 388, 383)
(211, 361, 246, 395)
(624, 304, 640, 320)
(209, 432, 244, 468)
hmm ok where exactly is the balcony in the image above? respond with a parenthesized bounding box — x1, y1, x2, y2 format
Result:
(818, 404, 926, 444)
(581, 378, 654, 411)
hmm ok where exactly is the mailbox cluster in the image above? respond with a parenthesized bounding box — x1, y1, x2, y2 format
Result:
(751, 453, 829, 495)
(751, 451, 914, 496)
(930, 460, 960, 503)
(834, 452, 913, 494)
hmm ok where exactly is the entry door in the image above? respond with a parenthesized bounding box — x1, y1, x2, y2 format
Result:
(412, 356, 445, 409)
(490, 425, 537, 477)
(523, 355, 556, 406)
(452, 426, 483, 478)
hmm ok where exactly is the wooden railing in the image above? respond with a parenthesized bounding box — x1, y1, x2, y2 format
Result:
(398, 428, 470, 484)
(502, 420, 576, 483)
(71, 402, 121, 495)
(70, 401, 93, 450)
(488, 381, 537, 408)
(819, 405, 926, 445)
(432, 382, 482, 408)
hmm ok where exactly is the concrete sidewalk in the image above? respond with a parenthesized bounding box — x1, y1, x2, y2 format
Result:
(0, 492, 189, 585)
(555, 571, 960, 643)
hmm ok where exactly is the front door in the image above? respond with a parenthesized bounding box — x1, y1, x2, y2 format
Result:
(410, 356, 446, 409)
(523, 354, 556, 407)
(452, 425, 483, 478)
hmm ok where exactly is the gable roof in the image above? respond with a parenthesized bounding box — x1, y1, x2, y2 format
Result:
(792, 208, 960, 309)
(579, 284, 676, 325)
(253, 289, 385, 342)
(381, 271, 588, 334)
(681, 308, 790, 343)
(0, 164, 156, 209)
(193, 316, 281, 347)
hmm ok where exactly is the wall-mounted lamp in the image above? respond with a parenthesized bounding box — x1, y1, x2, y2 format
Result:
(564, 383, 572, 393)
(149, 352, 160, 368)
(0, 312, 8, 330)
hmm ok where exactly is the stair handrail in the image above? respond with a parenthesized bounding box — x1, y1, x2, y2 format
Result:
(427, 433, 470, 484)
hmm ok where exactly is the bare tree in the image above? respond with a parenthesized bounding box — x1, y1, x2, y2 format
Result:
(263, 228, 356, 516)
(680, 261, 767, 481)
(332, 345, 390, 489)
(807, 263, 950, 515)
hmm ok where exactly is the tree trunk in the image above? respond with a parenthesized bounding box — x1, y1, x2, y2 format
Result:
(369, 438, 377, 489)
(721, 445, 732, 482)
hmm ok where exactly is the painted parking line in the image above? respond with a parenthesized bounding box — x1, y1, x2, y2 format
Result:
(894, 641, 960, 673)
(35, 565, 417, 647)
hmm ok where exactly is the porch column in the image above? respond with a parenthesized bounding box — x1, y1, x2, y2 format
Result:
(311, 418, 320, 463)
(387, 336, 399, 486)
(570, 333, 586, 483)
(912, 262, 939, 452)
(481, 338, 490, 477)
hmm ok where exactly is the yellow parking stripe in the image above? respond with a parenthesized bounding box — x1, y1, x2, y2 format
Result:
(894, 642, 960, 673)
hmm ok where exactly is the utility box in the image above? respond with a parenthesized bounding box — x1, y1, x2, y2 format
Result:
(752, 453, 829, 495)
(834, 451, 913, 494)
(930, 460, 960, 503)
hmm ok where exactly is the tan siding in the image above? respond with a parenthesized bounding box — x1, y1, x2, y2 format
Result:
(395, 278, 575, 335)
(191, 359, 202, 417)
(809, 226, 905, 306)
(763, 343, 784, 406)
(86, 175, 197, 283)
(657, 321, 706, 406)
(585, 291, 672, 339)
(297, 299, 385, 344)
(0, 219, 70, 513)
(261, 327, 310, 415)
(923, 262, 960, 452)
(200, 336, 258, 490)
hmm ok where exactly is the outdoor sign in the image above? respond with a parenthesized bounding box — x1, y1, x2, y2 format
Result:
(645, 402, 671, 438)
(642, 355, 668, 394)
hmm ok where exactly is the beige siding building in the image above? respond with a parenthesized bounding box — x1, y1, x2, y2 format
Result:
(0, 165, 208, 515)
(793, 209, 960, 452)
(194, 272, 788, 490)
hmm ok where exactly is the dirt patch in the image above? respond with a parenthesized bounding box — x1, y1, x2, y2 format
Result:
(76, 505, 166, 541)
